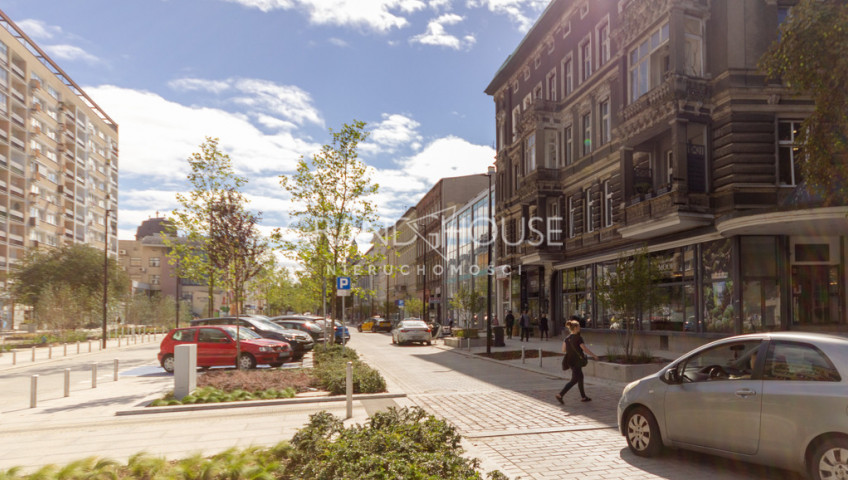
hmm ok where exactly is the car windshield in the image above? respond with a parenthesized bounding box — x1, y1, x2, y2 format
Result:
(223, 326, 261, 340)
(251, 317, 289, 333)
(401, 321, 428, 328)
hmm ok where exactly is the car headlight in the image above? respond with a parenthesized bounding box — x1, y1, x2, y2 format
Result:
(259, 346, 273, 352)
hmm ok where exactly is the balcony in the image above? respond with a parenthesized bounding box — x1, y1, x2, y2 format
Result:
(10, 63, 24, 79)
(9, 185, 23, 198)
(618, 74, 711, 141)
(10, 112, 23, 126)
(9, 210, 24, 223)
(10, 88, 24, 103)
(619, 189, 713, 239)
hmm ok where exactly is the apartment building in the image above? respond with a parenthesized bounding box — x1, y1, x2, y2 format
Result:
(485, 0, 845, 339)
(0, 11, 118, 326)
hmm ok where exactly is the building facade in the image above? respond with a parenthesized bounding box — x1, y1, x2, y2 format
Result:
(485, 0, 845, 339)
(0, 11, 119, 327)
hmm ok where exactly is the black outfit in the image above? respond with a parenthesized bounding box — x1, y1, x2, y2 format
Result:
(558, 333, 589, 401)
(505, 313, 515, 339)
(539, 315, 549, 340)
(519, 314, 531, 341)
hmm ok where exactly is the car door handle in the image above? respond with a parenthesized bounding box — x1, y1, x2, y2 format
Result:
(735, 388, 757, 398)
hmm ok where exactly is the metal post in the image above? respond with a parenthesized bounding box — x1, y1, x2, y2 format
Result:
(12, 350, 16, 365)
(342, 294, 346, 355)
(48, 345, 52, 359)
(486, 166, 494, 354)
(30, 375, 37, 408)
(114, 359, 119, 381)
(63, 343, 67, 356)
(91, 363, 97, 388)
(88, 340, 91, 352)
(345, 361, 353, 419)
(64, 368, 70, 397)
(76, 341, 80, 354)
(102, 205, 112, 349)
(31, 346, 35, 362)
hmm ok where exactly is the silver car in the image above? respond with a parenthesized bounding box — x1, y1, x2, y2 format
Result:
(618, 332, 848, 480)
(391, 319, 432, 346)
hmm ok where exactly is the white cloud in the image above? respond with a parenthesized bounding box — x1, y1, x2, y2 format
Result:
(466, 0, 548, 31)
(222, 0, 426, 33)
(328, 37, 350, 47)
(410, 13, 475, 50)
(16, 19, 62, 39)
(168, 78, 231, 94)
(396, 136, 495, 184)
(44, 45, 100, 64)
(361, 113, 423, 155)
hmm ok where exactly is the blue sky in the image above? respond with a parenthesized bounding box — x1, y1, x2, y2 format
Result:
(3, 0, 547, 241)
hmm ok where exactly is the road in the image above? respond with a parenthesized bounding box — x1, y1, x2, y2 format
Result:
(350, 330, 803, 480)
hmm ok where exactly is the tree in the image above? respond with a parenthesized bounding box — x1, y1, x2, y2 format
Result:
(596, 248, 667, 362)
(166, 137, 247, 315)
(403, 297, 424, 319)
(449, 285, 484, 329)
(280, 120, 380, 317)
(760, 0, 848, 201)
(11, 244, 129, 329)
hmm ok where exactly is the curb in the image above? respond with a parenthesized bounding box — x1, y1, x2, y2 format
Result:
(115, 392, 407, 416)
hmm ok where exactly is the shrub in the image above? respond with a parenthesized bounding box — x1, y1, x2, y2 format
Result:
(312, 356, 386, 395)
(150, 386, 296, 407)
(454, 328, 479, 339)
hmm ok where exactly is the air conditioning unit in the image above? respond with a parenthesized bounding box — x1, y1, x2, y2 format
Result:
(119, 249, 127, 255)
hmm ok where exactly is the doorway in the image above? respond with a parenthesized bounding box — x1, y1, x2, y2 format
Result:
(792, 265, 840, 326)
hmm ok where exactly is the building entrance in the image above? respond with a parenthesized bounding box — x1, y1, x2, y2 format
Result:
(792, 265, 841, 326)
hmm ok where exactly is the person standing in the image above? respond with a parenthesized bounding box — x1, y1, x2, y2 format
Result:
(556, 319, 599, 404)
(519, 310, 531, 342)
(505, 310, 515, 339)
(539, 313, 549, 340)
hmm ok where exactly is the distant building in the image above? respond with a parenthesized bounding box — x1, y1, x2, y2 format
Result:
(485, 0, 846, 340)
(0, 10, 119, 327)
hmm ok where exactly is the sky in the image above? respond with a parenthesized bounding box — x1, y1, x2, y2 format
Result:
(2, 0, 548, 245)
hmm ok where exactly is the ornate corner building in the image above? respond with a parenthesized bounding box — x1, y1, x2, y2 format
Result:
(0, 11, 119, 326)
(485, 0, 846, 336)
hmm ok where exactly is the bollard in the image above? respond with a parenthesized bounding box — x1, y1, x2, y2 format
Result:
(539, 348, 543, 367)
(30, 375, 38, 408)
(0, 335, 3, 357)
(31, 346, 35, 362)
(88, 340, 92, 352)
(522, 346, 526, 363)
(12, 350, 16, 365)
(76, 341, 80, 354)
(114, 359, 119, 381)
(64, 343, 67, 356)
(48, 345, 52, 359)
(91, 363, 97, 388)
(64, 368, 70, 397)
(345, 361, 353, 419)
(118, 335, 121, 347)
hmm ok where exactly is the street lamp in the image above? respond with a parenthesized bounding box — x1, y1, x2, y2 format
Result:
(102, 202, 114, 349)
(486, 165, 495, 354)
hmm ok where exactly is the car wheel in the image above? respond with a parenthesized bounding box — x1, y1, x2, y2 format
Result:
(810, 436, 848, 480)
(427, 340, 432, 346)
(237, 353, 257, 370)
(625, 406, 663, 457)
(392, 336, 396, 344)
(161, 354, 175, 373)
(291, 354, 303, 362)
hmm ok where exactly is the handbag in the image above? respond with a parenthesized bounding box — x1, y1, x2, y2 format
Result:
(579, 351, 589, 367)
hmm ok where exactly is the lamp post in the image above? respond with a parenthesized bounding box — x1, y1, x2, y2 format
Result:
(102, 204, 114, 349)
(486, 165, 495, 354)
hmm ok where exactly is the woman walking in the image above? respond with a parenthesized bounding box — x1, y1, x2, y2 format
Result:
(556, 319, 598, 403)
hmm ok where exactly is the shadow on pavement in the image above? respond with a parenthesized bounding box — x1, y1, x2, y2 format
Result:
(619, 447, 805, 480)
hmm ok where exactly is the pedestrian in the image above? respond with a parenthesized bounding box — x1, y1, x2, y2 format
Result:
(519, 310, 531, 342)
(505, 310, 515, 339)
(539, 313, 549, 340)
(556, 319, 599, 404)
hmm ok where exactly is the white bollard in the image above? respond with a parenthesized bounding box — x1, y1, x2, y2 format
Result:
(64, 343, 67, 356)
(12, 350, 16, 365)
(76, 341, 80, 354)
(114, 359, 119, 381)
(539, 348, 543, 367)
(48, 345, 52, 359)
(91, 363, 97, 388)
(30, 375, 38, 408)
(88, 340, 91, 352)
(346, 361, 353, 420)
(64, 368, 70, 397)
(31, 346, 35, 362)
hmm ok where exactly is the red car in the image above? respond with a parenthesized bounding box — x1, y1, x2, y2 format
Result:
(158, 325, 292, 372)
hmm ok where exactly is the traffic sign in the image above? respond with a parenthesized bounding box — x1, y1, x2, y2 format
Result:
(337, 276, 351, 296)
(396, 299, 404, 307)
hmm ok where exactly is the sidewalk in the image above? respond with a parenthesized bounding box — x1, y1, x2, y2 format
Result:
(0, 332, 163, 370)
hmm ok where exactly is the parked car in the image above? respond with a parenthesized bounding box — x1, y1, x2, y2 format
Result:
(190, 316, 313, 361)
(270, 315, 325, 342)
(391, 319, 432, 346)
(158, 325, 292, 372)
(315, 318, 351, 343)
(358, 316, 389, 332)
(618, 332, 848, 480)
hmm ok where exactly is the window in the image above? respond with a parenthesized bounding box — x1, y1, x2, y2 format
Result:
(580, 2, 589, 18)
(523, 94, 532, 111)
(582, 112, 592, 156)
(580, 36, 592, 82)
(778, 120, 802, 186)
(512, 80, 519, 93)
(629, 22, 670, 102)
(149, 257, 160, 267)
(512, 106, 521, 142)
(666, 150, 674, 186)
(564, 125, 573, 165)
(150, 274, 160, 285)
(676, 341, 762, 382)
(548, 199, 561, 243)
(597, 20, 610, 66)
(0, 41, 7, 64)
(684, 16, 704, 77)
(198, 328, 229, 344)
(603, 180, 614, 227)
(544, 129, 559, 168)
(599, 100, 610, 145)
(525, 133, 536, 172)
(584, 188, 594, 233)
(546, 69, 557, 101)
(130, 257, 141, 267)
(763, 341, 841, 382)
(562, 56, 574, 96)
(533, 84, 542, 101)
(513, 164, 520, 191)
(568, 197, 577, 238)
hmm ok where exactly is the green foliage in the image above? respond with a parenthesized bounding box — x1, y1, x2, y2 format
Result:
(123, 292, 190, 327)
(597, 248, 667, 361)
(10, 244, 129, 329)
(450, 286, 484, 328)
(454, 328, 480, 339)
(312, 344, 386, 395)
(150, 386, 297, 406)
(403, 296, 424, 318)
(759, 0, 848, 202)
(285, 407, 502, 480)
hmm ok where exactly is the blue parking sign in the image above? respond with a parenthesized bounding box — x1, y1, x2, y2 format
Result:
(336, 276, 351, 290)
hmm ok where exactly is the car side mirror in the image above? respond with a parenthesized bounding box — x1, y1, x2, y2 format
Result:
(664, 367, 681, 384)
